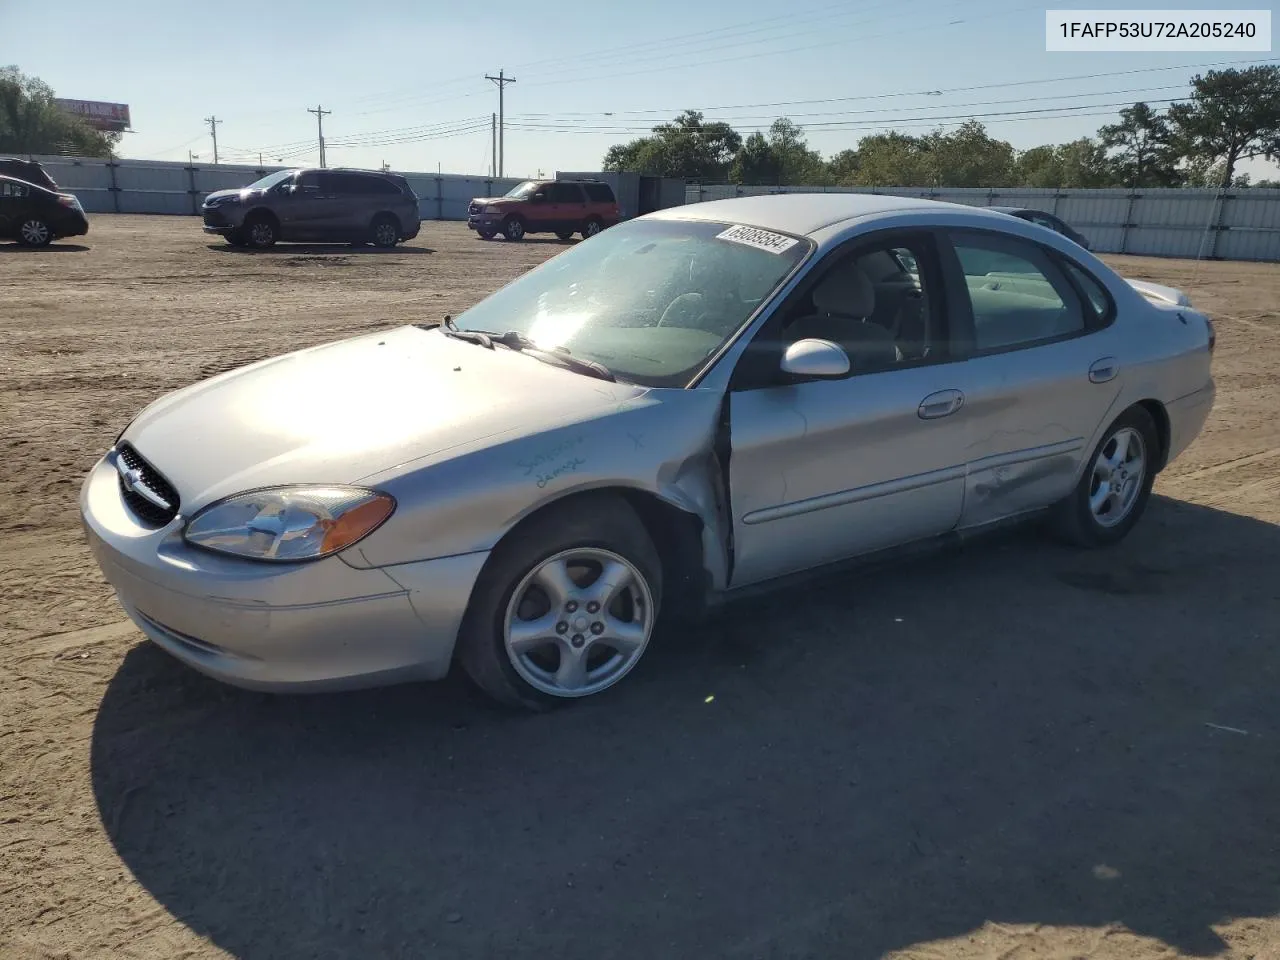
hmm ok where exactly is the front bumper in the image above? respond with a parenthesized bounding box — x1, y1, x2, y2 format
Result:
(79, 453, 489, 692)
(467, 214, 501, 232)
(202, 206, 243, 232)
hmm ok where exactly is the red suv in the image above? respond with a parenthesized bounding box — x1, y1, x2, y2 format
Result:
(467, 179, 619, 242)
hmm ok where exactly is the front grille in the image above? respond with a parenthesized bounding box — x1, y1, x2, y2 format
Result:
(116, 443, 180, 527)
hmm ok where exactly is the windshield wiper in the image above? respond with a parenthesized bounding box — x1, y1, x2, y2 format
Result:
(437, 315, 494, 349)
(489, 330, 616, 382)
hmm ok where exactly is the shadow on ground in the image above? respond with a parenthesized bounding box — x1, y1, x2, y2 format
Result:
(91, 497, 1280, 959)
(206, 243, 435, 255)
(0, 242, 90, 253)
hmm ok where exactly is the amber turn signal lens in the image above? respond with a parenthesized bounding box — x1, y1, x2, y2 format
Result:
(321, 494, 395, 554)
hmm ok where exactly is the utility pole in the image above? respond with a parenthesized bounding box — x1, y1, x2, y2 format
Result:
(307, 104, 331, 168)
(188, 150, 198, 166)
(490, 112, 496, 178)
(484, 70, 515, 177)
(203, 115, 221, 164)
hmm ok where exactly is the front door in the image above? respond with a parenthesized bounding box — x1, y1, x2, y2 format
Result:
(940, 229, 1125, 528)
(727, 232, 971, 588)
(281, 170, 341, 240)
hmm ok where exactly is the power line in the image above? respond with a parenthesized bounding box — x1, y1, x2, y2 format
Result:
(307, 105, 332, 168)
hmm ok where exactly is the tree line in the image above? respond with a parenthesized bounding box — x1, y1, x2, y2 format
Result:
(1, 67, 121, 158)
(603, 66, 1280, 190)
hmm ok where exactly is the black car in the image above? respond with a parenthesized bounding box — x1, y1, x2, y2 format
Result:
(201, 167, 422, 248)
(0, 174, 89, 247)
(990, 206, 1091, 250)
(0, 157, 60, 192)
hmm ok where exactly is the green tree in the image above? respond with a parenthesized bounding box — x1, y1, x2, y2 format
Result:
(1168, 66, 1280, 189)
(1099, 101, 1182, 187)
(729, 131, 779, 184)
(1013, 138, 1113, 188)
(826, 148, 860, 185)
(850, 132, 931, 186)
(0, 66, 119, 157)
(1013, 144, 1062, 187)
(919, 121, 1015, 187)
(602, 110, 741, 180)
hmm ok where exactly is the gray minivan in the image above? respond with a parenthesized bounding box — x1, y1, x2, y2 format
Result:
(202, 167, 421, 248)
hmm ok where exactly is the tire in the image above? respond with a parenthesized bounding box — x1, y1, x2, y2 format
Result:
(243, 214, 277, 249)
(17, 217, 53, 247)
(502, 216, 526, 242)
(1048, 405, 1160, 547)
(370, 214, 400, 248)
(555, 230, 574, 241)
(458, 494, 663, 711)
(477, 230, 496, 241)
(224, 229, 248, 247)
(581, 218, 603, 240)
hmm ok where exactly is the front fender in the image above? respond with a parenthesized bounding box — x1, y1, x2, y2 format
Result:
(342, 389, 728, 583)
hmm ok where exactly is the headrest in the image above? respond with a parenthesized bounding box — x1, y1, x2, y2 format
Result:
(811, 264, 875, 318)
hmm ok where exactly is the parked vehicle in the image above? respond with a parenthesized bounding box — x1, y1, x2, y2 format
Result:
(201, 167, 421, 249)
(0, 158, 60, 192)
(991, 206, 1091, 250)
(0, 174, 89, 246)
(83, 194, 1214, 709)
(467, 179, 619, 242)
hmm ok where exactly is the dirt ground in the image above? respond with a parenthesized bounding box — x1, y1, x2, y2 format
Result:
(1, 216, 1278, 960)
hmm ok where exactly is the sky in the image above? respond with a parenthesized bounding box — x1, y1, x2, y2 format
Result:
(7, 0, 1278, 180)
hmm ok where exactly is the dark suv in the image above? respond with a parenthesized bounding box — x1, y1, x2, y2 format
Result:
(202, 167, 421, 248)
(0, 158, 60, 192)
(467, 179, 619, 242)
(0, 174, 89, 246)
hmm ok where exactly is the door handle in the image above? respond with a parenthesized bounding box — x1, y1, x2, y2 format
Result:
(1089, 357, 1118, 383)
(918, 389, 965, 420)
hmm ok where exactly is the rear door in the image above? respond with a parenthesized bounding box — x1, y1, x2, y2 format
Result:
(0, 178, 30, 234)
(548, 181, 586, 232)
(941, 229, 1123, 527)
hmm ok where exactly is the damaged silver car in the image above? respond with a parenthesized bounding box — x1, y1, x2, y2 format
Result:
(80, 194, 1215, 709)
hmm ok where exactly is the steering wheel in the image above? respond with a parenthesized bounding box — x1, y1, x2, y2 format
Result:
(657, 292, 706, 327)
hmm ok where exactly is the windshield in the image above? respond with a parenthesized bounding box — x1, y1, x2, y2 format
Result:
(504, 181, 540, 199)
(245, 169, 296, 191)
(449, 218, 812, 386)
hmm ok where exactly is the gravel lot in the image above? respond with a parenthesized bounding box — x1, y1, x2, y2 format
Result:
(2, 215, 1278, 960)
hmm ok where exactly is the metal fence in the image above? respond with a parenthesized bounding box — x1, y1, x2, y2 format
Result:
(22, 154, 527, 222)
(684, 184, 1280, 262)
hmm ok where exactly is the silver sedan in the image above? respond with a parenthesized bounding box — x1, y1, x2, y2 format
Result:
(81, 194, 1215, 709)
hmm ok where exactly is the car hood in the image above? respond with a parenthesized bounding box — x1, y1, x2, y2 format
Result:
(472, 196, 519, 206)
(121, 325, 645, 511)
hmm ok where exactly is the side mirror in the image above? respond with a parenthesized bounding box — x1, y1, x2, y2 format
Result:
(780, 338, 850, 379)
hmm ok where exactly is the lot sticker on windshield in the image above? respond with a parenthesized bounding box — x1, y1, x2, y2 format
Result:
(715, 224, 799, 254)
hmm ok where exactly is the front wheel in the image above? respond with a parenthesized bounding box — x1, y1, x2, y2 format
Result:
(1048, 406, 1159, 547)
(502, 216, 525, 242)
(371, 215, 400, 248)
(555, 230, 574, 241)
(17, 218, 53, 247)
(244, 215, 277, 249)
(458, 495, 662, 711)
(225, 229, 248, 247)
(477, 229, 496, 241)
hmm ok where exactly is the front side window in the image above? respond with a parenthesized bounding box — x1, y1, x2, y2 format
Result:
(451, 218, 811, 387)
(950, 232, 1086, 352)
(780, 238, 938, 372)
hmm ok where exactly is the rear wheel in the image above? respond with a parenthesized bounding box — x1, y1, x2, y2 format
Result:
(244, 214, 277, 249)
(502, 216, 526, 242)
(581, 218, 603, 240)
(1048, 406, 1159, 547)
(458, 494, 662, 711)
(17, 218, 52, 247)
(370, 215, 400, 248)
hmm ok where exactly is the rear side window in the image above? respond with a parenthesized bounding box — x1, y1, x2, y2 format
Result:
(1, 180, 30, 197)
(583, 183, 615, 202)
(363, 176, 403, 196)
(1060, 259, 1113, 324)
(548, 182, 584, 203)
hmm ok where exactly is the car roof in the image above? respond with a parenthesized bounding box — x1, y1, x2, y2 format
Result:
(646, 193, 1020, 237)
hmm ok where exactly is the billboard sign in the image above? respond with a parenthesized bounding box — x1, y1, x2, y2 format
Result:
(54, 99, 131, 132)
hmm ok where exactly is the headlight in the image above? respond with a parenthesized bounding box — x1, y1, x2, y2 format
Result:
(183, 486, 395, 562)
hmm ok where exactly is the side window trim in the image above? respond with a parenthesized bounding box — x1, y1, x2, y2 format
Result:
(942, 227, 1093, 358)
(1052, 253, 1117, 331)
(727, 227, 955, 393)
